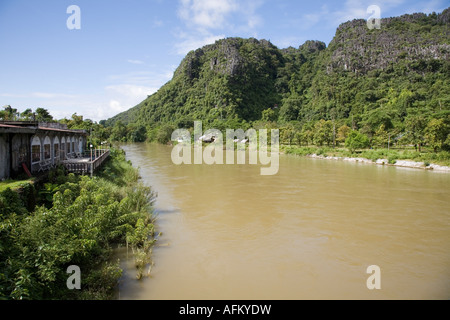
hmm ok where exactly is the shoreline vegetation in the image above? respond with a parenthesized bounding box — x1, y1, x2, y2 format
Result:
(0, 147, 156, 300)
(281, 145, 450, 172)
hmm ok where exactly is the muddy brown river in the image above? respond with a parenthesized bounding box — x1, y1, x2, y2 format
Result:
(116, 143, 450, 300)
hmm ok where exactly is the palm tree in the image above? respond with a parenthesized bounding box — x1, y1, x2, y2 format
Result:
(0, 105, 18, 120)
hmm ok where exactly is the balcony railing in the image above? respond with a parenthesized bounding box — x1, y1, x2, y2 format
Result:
(63, 149, 110, 176)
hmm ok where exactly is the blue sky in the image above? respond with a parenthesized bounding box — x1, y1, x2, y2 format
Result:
(0, 0, 447, 122)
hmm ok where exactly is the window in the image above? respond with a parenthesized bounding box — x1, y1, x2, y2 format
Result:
(32, 145, 41, 163)
(54, 137, 60, 159)
(79, 138, 83, 153)
(54, 144, 59, 158)
(31, 136, 41, 163)
(44, 137, 51, 160)
(44, 144, 51, 159)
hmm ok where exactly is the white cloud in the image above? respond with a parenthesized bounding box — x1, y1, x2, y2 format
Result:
(99, 68, 175, 120)
(175, 32, 225, 55)
(101, 84, 158, 118)
(178, 0, 238, 30)
(105, 84, 158, 100)
(1, 68, 175, 122)
(32, 92, 77, 99)
(175, 0, 265, 55)
(108, 70, 172, 86)
(127, 59, 145, 65)
(403, 0, 447, 15)
(153, 19, 164, 27)
(333, 0, 408, 23)
(0, 93, 26, 98)
(239, 0, 264, 30)
(293, 0, 409, 32)
(108, 100, 129, 113)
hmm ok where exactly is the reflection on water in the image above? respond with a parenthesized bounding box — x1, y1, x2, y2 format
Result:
(117, 143, 450, 300)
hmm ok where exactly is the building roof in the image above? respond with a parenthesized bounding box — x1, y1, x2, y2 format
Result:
(38, 127, 87, 135)
(0, 123, 23, 128)
(0, 123, 36, 134)
(0, 122, 86, 135)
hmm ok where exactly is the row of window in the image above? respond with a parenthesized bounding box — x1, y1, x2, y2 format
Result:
(31, 136, 83, 164)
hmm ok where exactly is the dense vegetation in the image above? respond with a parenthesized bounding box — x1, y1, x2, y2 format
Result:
(101, 8, 449, 158)
(1, 9, 449, 163)
(0, 149, 156, 299)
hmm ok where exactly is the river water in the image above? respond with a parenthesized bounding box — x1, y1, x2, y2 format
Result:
(116, 143, 450, 300)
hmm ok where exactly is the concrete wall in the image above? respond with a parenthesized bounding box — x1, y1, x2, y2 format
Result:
(11, 134, 31, 176)
(0, 134, 10, 180)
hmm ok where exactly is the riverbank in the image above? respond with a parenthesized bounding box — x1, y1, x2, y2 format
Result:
(306, 153, 450, 172)
(0, 148, 156, 300)
(282, 146, 450, 173)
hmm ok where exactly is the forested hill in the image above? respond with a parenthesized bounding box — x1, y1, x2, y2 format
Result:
(104, 8, 449, 145)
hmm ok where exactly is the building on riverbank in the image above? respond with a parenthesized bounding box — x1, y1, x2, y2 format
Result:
(0, 121, 87, 180)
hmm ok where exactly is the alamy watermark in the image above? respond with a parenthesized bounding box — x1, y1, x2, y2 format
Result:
(67, 5, 81, 30)
(366, 265, 381, 290)
(171, 121, 280, 176)
(66, 265, 81, 290)
(367, 5, 381, 30)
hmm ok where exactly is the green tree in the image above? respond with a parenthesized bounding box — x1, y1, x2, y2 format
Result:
(345, 130, 370, 152)
(279, 94, 301, 122)
(67, 113, 84, 128)
(372, 124, 390, 148)
(313, 120, 333, 146)
(35, 108, 53, 122)
(111, 121, 128, 142)
(261, 108, 277, 122)
(294, 131, 303, 146)
(361, 107, 395, 140)
(0, 105, 18, 120)
(20, 108, 34, 120)
(425, 118, 448, 152)
(281, 124, 296, 146)
(156, 124, 176, 144)
(128, 125, 147, 142)
(300, 123, 314, 146)
(337, 125, 351, 145)
(405, 114, 427, 152)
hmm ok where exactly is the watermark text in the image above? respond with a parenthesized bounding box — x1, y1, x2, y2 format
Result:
(171, 121, 279, 176)
(67, 5, 81, 30)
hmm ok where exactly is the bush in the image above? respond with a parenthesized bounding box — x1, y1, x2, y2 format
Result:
(156, 124, 176, 144)
(388, 155, 398, 164)
(345, 131, 370, 153)
(0, 148, 156, 300)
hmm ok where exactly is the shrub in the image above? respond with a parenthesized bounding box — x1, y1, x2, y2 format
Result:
(0, 148, 156, 300)
(345, 131, 370, 153)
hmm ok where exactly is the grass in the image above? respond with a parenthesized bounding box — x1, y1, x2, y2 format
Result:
(281, 145, 450, 167)
(0, 178, 34, 192)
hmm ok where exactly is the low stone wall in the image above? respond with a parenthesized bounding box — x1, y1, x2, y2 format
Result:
(307, 154, 450, 172)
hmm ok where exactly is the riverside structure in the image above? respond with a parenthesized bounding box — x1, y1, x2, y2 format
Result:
(0, 121, 87, 180)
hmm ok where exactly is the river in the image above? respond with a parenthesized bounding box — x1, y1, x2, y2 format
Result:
(116, 143, 450, 300)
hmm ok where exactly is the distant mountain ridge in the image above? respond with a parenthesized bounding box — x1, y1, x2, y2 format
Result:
(104, 7, 449, 131)
(327, 10, 450, 74)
